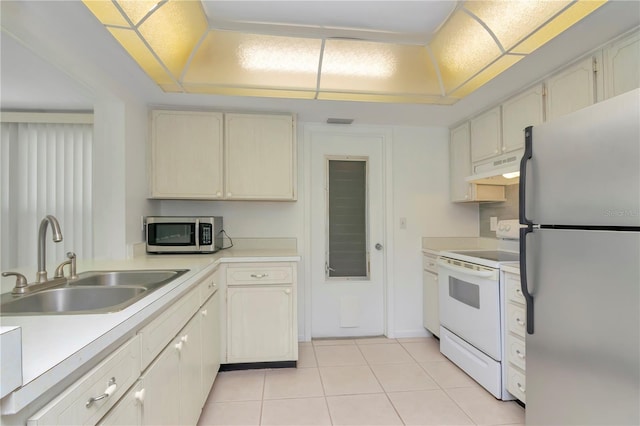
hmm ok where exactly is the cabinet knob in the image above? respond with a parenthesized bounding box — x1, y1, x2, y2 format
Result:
(227, 192, 232, 197)
(284, 288, 291, 295)
(216, 192, 222, 197)
(516, 349, 525, 359)
(134, 389, 145, 405)
(181, 334, 189, 344)
(517, 382, 526, 393)
(516, 317, 525, 326)
(175, 341, 183, 352)
(502, 147, 507, 151)
(201, 309, 208, 316)
(494, 149, 499, 154)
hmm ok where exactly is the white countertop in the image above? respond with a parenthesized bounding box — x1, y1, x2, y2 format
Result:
(421, 237, 499, 256)
(0, 248, 299, 415)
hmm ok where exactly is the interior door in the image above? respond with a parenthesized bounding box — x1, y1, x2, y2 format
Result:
(309, 127, 386, 337)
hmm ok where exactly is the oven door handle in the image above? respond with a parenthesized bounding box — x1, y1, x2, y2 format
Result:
(436, 260, 495, 278)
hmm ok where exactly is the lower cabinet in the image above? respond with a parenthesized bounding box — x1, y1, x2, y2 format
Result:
(98, 270, 221, 426)
(504, 270, 526, 403)
(422, 253, 439, 338)
(227, 286, 294, 363)
(224, 263, 297, 364)
(201, 290, 221, 405)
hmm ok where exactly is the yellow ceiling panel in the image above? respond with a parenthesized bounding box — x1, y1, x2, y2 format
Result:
(317, 91, 456, 104)
(465, 1, 571, 51)
(429, 9, 502, 95)
(107, 27, 175, 86)
(184, 31, 321, 91)
(511, 0, 607, 54)
(115, 0, 160, 26)
(319, 40, 442, 96)
(182, 84, 317, 99)
(82, 1, 129, 27)
(138, 0, 207, 79)
(450, 54, 524, 98)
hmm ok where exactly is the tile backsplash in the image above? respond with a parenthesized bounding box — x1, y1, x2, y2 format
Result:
(479, 184, 519, 237)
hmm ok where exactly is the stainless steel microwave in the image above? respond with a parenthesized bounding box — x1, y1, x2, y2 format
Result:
(145, 216, 223, 254)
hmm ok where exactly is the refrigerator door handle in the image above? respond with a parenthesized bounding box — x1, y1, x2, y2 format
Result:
(519, 226, 535, 334)
(519, 126, 534, 227)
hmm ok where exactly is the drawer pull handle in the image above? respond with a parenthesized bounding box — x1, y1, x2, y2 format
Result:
(86, 377, 117, 408)
(516, 349, 525, 359)
(134, 388, 145, 405)
(516, 318, 525, 326)
(250, 273, 269, 278)
(517, 382, 526, 393)
(201, 309, 208, 316)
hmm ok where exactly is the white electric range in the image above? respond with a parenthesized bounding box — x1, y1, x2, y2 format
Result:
(437, 220, 520, 400)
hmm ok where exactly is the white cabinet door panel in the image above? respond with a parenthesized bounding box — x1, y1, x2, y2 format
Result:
(546, 56, 598, 120)
(603, 31, 640, 99)
(470, 107, 501, 163)
(501, 85, 544, 153)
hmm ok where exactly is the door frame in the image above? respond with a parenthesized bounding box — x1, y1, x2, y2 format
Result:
(302, 124, 395, 341)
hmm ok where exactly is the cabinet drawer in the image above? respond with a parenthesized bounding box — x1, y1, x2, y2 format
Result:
(507, 365, 527, 403)
(28, 336, 140, 426)
(422, 255, 438, 273)
(139, 286, 200, 369)
(199, 271, 218, 305)
(505, 273, 525, 304)
(226, 265, 293, 285)
(506, 333, 526, 371)
(507, 303, 527, 338)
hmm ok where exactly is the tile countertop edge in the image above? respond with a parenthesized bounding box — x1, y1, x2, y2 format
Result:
(0, 250, 300, 416)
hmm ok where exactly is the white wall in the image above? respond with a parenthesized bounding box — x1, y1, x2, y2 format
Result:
(390, 126, 478, 337)
(157, 123, 480, 339)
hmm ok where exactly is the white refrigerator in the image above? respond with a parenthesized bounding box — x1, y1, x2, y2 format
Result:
(519, 88, 640, 425)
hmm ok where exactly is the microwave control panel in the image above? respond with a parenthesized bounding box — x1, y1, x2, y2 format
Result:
(200, 223, 213, 246)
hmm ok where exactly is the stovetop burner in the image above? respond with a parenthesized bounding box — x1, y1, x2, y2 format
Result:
(450, 250, 520, 263)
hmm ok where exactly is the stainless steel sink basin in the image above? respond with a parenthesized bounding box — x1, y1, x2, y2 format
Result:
(0, 269, 188, 315)
(69, 270, 188, 291)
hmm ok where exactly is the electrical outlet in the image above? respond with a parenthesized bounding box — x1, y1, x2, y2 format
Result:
(400, 217, 407, 229)
(490, 216, 498, 231)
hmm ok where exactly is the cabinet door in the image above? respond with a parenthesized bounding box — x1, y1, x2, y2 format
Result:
(422, 270, 439, 337)
(227, 286, 294, 363)
(140, 339, 180, 426)
(470, 107, 501, 163)
(501, 85, 544, 153)
(603, 31, 640, 99)
(546, 56, 597, 120)
(224, 114, 296, 200)
(178, 315, 202, 426)
(201, 291, 220, 405)
(450, 123, 471, 202)
(98, 382, 142, 426)
(150, 110, 223, 199)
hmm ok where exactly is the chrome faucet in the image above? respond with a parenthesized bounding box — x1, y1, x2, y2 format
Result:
(36, 215, 63, 283)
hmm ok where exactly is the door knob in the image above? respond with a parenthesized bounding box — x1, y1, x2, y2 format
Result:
(375, 243, 383, 251)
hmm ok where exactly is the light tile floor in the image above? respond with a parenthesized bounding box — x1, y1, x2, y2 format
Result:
(197, 337, 524, 426)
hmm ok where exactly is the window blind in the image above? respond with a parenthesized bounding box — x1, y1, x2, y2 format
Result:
(1, 121, 93, 270)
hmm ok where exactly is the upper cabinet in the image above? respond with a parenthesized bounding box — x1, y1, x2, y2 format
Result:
(149, 111, 297, 201)
(450, 123, 472, 202)
(450, 123, 506, 203)
(545, 55, 600, 121)
(150, 110, 224, 199)
(470, 107, 502, 163)
(501, 84, 544, 153)
(603, 30, 640, 100)
(225, 114, 297, 201)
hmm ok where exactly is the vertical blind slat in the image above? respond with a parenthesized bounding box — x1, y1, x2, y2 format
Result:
(0, 122, 93, 271)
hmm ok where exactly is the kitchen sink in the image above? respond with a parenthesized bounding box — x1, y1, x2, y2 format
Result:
(0, 269, 188, 315)
(68, 269, 188, 291)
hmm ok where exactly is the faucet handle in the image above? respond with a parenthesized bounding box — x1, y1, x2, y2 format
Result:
(66, 252, 78, 280)
(3, 272, 29, 294)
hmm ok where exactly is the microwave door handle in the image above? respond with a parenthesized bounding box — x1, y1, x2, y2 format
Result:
(436, 260, 495, 278)
(195, 219, 200, 249)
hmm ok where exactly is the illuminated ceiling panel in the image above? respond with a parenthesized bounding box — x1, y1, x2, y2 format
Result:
(82, 0, 608, 104)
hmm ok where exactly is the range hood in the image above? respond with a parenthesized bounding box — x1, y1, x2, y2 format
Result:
(465, 152, 522, 185)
